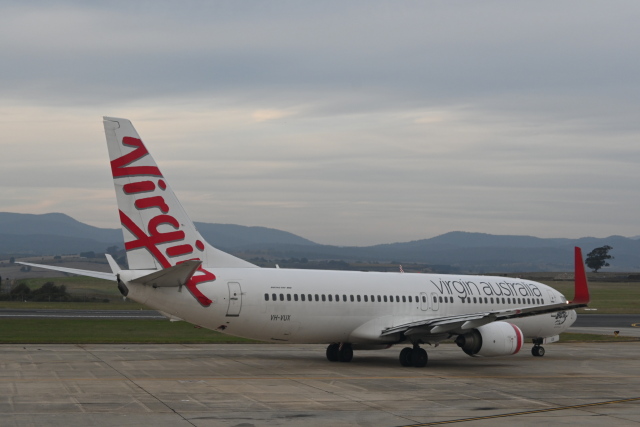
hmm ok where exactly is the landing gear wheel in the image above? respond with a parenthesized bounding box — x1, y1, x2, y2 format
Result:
(411, 347, 428, 367)
(399, 347, 413, 367)
(532, 345, 545, 357)
(338, 343, 353, 362)
(326, 343, 340, 362)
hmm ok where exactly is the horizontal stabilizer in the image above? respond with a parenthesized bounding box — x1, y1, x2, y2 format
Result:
(16, 262, 116, 282)
(130, 260, 202, 287)
(105, 254, 121, 274)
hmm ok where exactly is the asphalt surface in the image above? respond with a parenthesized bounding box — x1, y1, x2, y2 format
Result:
(2, 342, 640, 426)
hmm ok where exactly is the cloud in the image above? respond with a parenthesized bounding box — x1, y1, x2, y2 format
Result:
(1, 1, 640, 245)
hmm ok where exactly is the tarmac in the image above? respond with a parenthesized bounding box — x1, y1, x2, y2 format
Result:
(2, 341, 640, 426)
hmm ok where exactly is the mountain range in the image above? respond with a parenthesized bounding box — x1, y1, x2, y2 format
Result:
(1, 212, 637, 273)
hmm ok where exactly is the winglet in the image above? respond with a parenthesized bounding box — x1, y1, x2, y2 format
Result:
(571, 247, 590, 304)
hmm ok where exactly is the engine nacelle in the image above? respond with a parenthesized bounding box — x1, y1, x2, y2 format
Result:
(455, 321, 523, 357)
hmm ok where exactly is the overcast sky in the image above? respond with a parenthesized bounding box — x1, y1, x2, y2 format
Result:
(1, 1, 639, 246)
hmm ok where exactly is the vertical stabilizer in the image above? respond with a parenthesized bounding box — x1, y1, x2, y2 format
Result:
(103, 117, 257, 271)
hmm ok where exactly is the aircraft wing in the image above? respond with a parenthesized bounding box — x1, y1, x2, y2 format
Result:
(16, 261, 117, 282)
(382, 247, 590, 338)
(380, 301, 587, 337)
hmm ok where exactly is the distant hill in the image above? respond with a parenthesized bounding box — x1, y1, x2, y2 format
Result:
(194, 222, 316, 249)
(0, 212, 317, 257)
(0, 212, 121, 242)
(1, 212, 638, 272)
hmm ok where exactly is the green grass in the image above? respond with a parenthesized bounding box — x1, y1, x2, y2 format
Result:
(0, 301, 147, 310)
(0, 318, 634, 344)
(1, 276, 147, 308)
(15, 276, 122, 297)
(0, 319, 258, 344)
(542, 280, 640, 314)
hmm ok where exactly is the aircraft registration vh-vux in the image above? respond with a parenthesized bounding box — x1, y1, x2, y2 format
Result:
(20, 117, 591, 367)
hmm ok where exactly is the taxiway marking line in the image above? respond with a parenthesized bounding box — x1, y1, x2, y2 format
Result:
(399, 396, 640, 426)
(2, 374, 640, 383)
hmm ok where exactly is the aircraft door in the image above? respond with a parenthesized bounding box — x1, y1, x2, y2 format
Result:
(419, 292, 429, 311)
(430, 293, 440, 311)
(226, 282, 242, 317)
(547, 289, 557, 304)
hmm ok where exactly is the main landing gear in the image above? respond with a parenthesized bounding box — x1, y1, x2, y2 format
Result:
(532, 338, 545, 357)
(399, 345, 428, 367)
(326, 343, 353, 362)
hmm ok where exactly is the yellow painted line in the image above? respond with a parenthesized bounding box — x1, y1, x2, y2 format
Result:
(399, 397, 640, 426)
(632, 323, 640, 328)
(2, 374, 640, 383)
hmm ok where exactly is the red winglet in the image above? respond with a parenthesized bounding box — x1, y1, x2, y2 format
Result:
(571, 247, 590, 304)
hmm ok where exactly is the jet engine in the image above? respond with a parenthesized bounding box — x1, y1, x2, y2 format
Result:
(455, 321, 523, 357)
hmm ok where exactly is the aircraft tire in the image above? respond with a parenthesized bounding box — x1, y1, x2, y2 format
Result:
(399, 347, 413, 367)
(338, 344, 353, 362)
(326, 343, 340, 362)
(532, 346, 545, 357)
(412, 348, 428, 367)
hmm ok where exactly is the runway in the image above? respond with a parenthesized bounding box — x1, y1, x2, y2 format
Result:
(1, 342, 639, 426)
(0, 308, 166, 319)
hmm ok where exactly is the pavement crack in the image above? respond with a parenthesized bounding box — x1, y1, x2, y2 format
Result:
(77, 344, 196, 426)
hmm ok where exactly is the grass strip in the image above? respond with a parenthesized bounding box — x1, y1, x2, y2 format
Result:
(0, 318, 637, 344)
(0, 318, 258, 344)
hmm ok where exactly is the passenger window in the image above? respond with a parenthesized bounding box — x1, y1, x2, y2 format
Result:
(395, 296, 400, 302)
(383, 296, 388, 302)
(328, 295, 333, 302)
(389, 295, 393, 302)
(264, 293, 269, 301)
(501, 298, 505, 304)
(402, 296, 406, 303)
(301, 294, 306, 301)
(484, 298, 488, 304)
(357, 295, 361, 302)
(438, 296, 442, 303)
(408, 296, 412, 303)
(343, 295, 347, 302)
(315, 294, 319, 301)
(287, 294, 291, 301)
(473, 297, 477, 303)
(364, 295, 368, 302)
(280, 294, 284, 301)
(377, 295, 382, 302)
(308, 294, 312, 301)
(335, 294, 339, 301)
(272, 293, 277, 301)
(322, 294, 326, 302)
(422, 296, 426, 303)
(294, 294, 298, 301)
(433, 296, 437, 303)
(371, 295, 374, 302)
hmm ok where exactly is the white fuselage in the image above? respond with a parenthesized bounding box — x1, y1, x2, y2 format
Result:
(121, 268, 576, 344)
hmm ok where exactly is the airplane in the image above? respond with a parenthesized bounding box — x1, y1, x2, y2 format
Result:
(19, 117, 590, 367)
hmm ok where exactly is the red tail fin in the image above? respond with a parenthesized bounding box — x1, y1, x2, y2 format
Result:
(572, 247, 590, 304)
